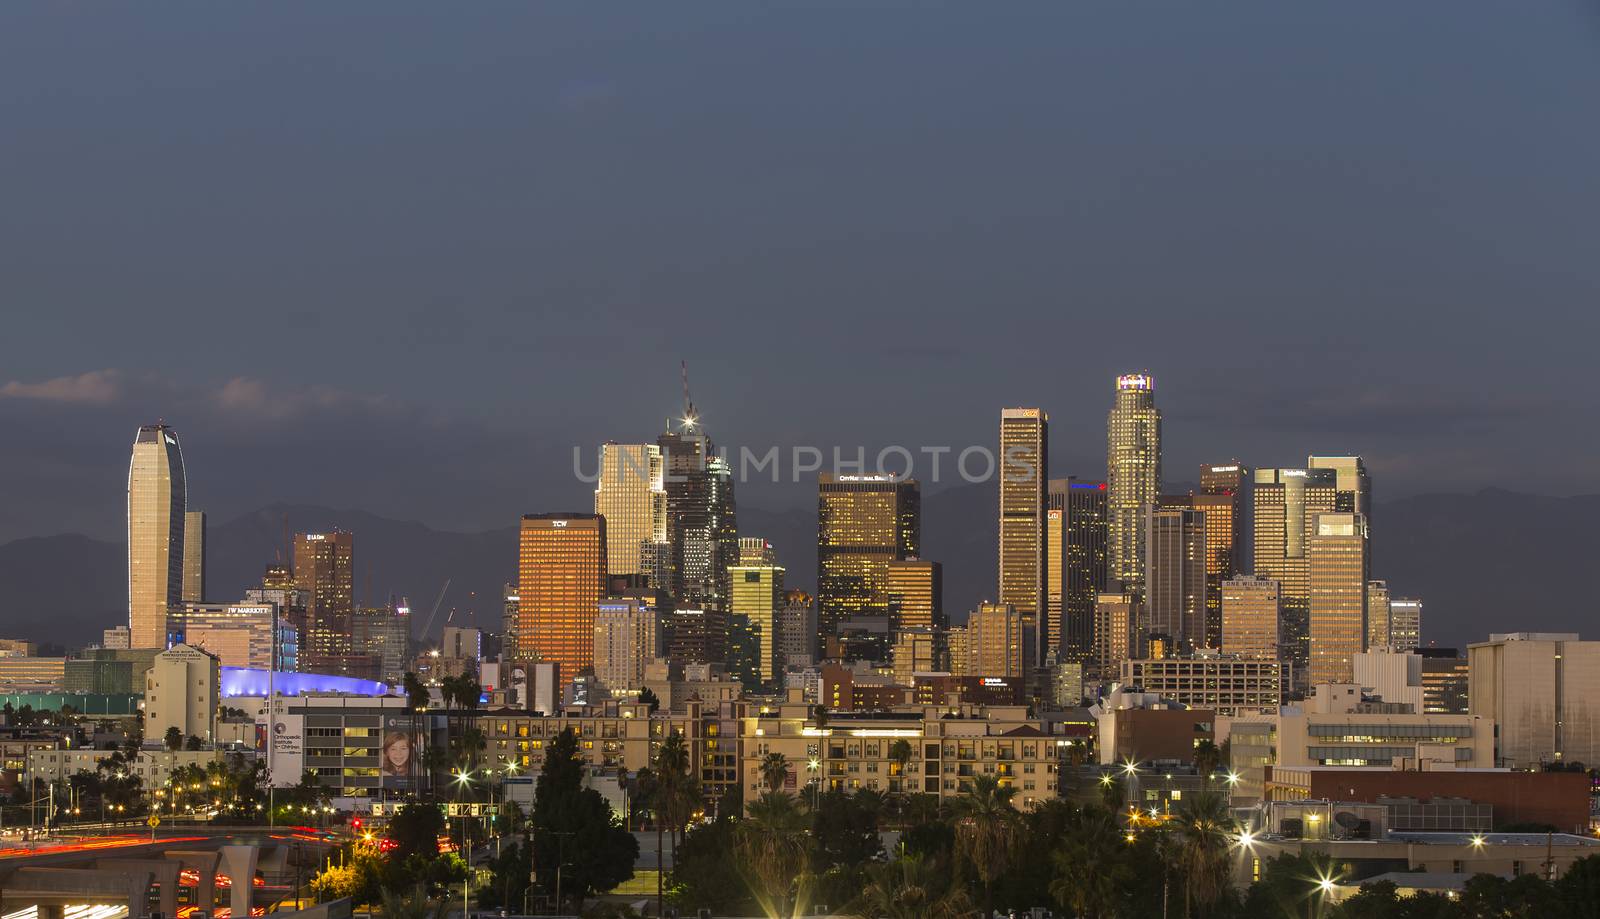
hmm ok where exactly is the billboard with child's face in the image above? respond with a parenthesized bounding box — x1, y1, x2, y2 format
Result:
(381, 714, 423, 789)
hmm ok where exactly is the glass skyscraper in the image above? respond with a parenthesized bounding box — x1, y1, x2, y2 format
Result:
(998, 408, 1047, 665)
(1106, 375, 1161, 598)
(127, 424, 186, 649)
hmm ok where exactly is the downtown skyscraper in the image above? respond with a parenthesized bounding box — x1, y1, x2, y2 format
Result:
(657, 423, 738, 634)
(593, 442, 668, 580)
(127, 424, 187, 649)
(1253, 466, 1338, 676)
(1308, 512, 1370, 685)
(1047, 478, 1108, 663)
(816, 474, 920, 639)
(294, 531, 354, 667)
(518, 513, 608, 677)
(1145, 505, 1207, 652)
(1106, 374, 1161, 598)
(998, 408, 1047, 665)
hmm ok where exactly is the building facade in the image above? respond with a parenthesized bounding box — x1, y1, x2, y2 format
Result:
(294, 532, 355, 667)
(1469, 633, 1600, 767)
(998, 409, 1047, 653)
(593, 443, 668, 579)
(182, 509, 206, 603)
(728, 537, 785, 686)
(1145, 505, 1207, 653)
(1048, 478, 1108, 664)
(128, 424, 187, 649)
(593, 598, 660, 694)
(816, 474, 920, 638)
(1307, 513, 1369, 685)
(1253, 468, 1338, 677)
(517, 514, 608, 675)
(1221, 576, 1281, 660)
(885, 558, 943, 631)
(144, 643, 220, 745)
(967, 602, 1024, 678)
(1106, 374, 1160, 598)
(1121, 657, 1283, 716)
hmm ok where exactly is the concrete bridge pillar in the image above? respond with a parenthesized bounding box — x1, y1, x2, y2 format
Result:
(218, 845, 261, 919)
(93, 859, 182, 918)
(164, 850, 221, 913)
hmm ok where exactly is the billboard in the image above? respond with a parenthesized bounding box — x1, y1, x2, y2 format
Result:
(269, 713, 304, 788)
(381, 713, 425, 790)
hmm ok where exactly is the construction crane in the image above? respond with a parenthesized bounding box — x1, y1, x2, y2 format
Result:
(419, 578, 451, 640)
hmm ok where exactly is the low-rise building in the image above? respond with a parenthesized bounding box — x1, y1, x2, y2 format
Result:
(739, 697, 1064, 810)
(1263, 762, 1590, 833)
(1120, 656, 1283, 716)
(1276, 683, 1492, 769)
(1090, 689, 1216, 766)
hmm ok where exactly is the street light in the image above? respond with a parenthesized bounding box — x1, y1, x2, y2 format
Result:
(1470, 834, 1486, 849)
(1225, 771, 1241, 787)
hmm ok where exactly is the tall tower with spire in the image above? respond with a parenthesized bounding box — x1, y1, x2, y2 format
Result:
(656, 363, 738, 662)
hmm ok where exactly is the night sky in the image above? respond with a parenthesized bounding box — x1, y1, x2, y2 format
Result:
(3, 2, 1598, 543)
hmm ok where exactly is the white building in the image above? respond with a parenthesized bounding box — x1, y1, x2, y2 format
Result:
(1354, 648, 1425, 713)
(145, 643, 220, 746)
(1469, 633, 1600, 768)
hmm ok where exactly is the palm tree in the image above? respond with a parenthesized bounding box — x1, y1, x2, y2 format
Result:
(1173, 789, 1236, 917)
(888, 738, 915, 794)
(1051, 806, 1132, 919)
(1192, 739, 1221, 785)
(759, 752, 791, 794)
(736, 791, 809, 916)
(652, 732, 696, 919)
(947, 773, 1020, 915)
(848, 851, 973, 919)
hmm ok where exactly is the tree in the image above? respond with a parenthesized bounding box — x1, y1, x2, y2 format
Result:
(652, 730, 700, 916)
(1173, 788, 1236, 916)
(164, 726, 183, 751)
(386, 801, 447, 862)
(736, 791, 809, 916)
(810, 789, 883, 873)
(477, 840, 533, 911)
(848, 851, 973, 919)
(948, 774, 1021, 916)
(379, 884, 452, 919)
(759, 752, 790, 794)
(1556, 855, 1600, 919)
(1192, 739, 1221, 784)
(1050, 805, 1132, 919)
(669, 817, 752, 916)
(184, 734, 203, 751)
(529, 728, 637, 912)
(638, 687, 660, 713)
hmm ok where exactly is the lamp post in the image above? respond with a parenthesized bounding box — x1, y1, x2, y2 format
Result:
(454, 768, 474, 919)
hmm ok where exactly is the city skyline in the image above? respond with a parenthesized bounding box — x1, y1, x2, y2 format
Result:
(3, 3, 1599, 546)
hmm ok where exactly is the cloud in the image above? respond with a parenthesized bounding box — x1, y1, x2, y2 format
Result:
(0, 369, 126, 405)
(213, 377, 395, 423)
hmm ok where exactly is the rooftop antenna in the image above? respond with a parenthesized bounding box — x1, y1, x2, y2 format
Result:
(680, 360, 697, 432)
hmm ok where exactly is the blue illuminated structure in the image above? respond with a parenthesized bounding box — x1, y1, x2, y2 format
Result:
(221, 667, 393, 698)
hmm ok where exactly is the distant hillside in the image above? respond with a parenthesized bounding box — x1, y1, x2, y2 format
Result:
(2, 489, 1596, 650)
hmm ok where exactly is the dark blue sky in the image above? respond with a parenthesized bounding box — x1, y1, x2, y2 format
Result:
(2, 2, 1598, 541)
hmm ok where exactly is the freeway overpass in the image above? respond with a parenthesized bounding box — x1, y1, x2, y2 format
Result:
(0, 828, 342, 919)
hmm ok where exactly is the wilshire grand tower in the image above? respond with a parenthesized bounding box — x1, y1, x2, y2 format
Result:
(127, 424, 187, 649)
(1106, 375, 1161, 597)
